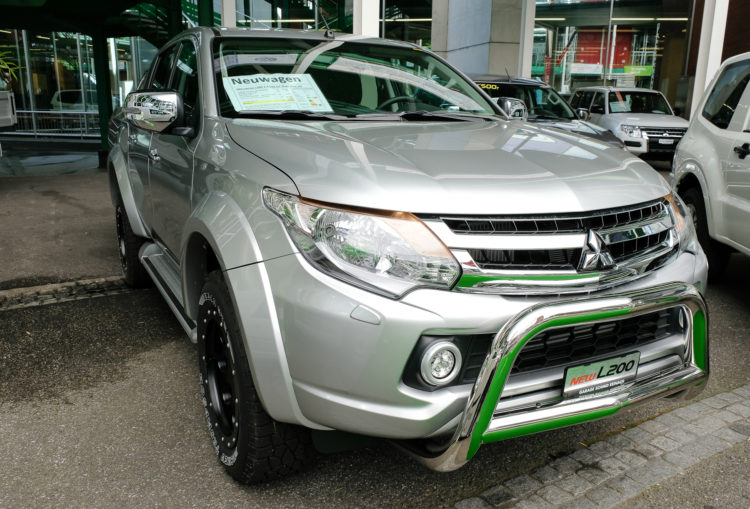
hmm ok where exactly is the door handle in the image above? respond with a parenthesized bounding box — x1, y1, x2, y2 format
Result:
(734, 143, 750, 159)
(149, 148, 160, 162)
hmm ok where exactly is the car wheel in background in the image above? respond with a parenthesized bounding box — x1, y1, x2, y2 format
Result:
(115, 199, 151, 288)
(681, 186, 730, 282)
(197, 271, 314, 484)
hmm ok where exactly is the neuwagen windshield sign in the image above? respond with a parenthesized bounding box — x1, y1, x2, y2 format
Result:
(222, 73, 333, 112)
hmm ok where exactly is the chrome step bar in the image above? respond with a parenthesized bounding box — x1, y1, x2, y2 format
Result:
(139, 242, 197, 342)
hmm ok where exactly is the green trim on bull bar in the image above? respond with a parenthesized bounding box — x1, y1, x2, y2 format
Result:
(466, 308, 632, 459)
(405, 282, 707, 473)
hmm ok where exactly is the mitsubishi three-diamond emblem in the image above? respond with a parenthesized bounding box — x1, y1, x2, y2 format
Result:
(578, 230, 615, 271)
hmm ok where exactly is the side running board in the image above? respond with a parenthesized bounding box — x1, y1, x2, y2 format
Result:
(139, 242, 197, 342)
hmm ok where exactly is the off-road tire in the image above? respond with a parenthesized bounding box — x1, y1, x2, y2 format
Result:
(681, 186, 730, 282)
(197, 271, 314, 484)
(115, 199, 151, 288)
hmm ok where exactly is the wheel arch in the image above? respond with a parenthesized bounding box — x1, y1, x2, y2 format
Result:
(180, 191, 266, 321)
(674, 162, 715, 237)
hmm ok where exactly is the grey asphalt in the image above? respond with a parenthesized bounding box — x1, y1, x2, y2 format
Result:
(0, 146, 749, 508)
(0, 145, 119, 290)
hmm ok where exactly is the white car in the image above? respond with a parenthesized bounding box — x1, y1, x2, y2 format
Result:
(672, 51, 750, 281)
(570, 86, 689, 156)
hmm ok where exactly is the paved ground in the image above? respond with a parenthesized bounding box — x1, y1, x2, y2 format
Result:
(0, 166, 119, 290)
(0, 146, 749, 508)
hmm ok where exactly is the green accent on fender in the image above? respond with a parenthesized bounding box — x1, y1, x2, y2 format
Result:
(483, 407, 621, 443)
(457, 273, 600, 288)
(466, 307, 632, 460)
(692, 310, 707, 370)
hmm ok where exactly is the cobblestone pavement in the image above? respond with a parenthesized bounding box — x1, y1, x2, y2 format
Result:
(454, 385, 750, 509)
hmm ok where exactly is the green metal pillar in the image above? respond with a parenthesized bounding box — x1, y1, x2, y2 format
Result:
(198, 0, 213, 26)
(91, 32, 113, 169)
(168, 0, 183, 38)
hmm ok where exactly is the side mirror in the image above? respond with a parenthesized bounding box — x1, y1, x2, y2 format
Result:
(576, 108, 590, 121)
(124, 91, 183, 133)
(496, 97, 528, 121)
(673, 107, 682, 117)
(590, 105, 605, 114)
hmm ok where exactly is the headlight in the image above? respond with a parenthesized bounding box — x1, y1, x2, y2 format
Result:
(263, 188, 461, 298)
(620, 124, 642, 138)
(665, 193, 698, 255)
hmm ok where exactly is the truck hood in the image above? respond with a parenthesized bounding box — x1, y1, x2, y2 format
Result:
(602, 113, 689, 128)
(227, 118, 669, 215)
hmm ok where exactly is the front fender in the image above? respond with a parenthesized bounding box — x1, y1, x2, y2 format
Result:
(108, 139, 150, 239)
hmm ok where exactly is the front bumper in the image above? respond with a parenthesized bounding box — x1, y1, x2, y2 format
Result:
(410, 282, 708, 471)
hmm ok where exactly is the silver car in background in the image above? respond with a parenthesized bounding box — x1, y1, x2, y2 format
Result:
(109, 27, 709, 483)
(673, 51, 750, 281)
(571, 86, 689, 156)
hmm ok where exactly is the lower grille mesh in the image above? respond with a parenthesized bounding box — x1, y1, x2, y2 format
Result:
(511, 308, 679, 374)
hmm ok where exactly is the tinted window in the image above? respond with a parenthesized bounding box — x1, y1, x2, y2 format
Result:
(571, 91, 583, 108)
(702, 59, 750, 129)
(150, 45, 178, 90)
(591, 92, 605, 112)
(492, 84, 575, 120)
(172, 41, 200, 129)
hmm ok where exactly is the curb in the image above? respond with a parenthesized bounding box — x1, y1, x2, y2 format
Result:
(0, 276, 133, 311)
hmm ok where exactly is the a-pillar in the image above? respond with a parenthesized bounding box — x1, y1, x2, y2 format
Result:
(431, 0, 535, 77)
(691, 0, 730, 118)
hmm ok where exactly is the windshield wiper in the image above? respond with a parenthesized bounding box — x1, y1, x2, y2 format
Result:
(386, 110, 497, 122)
(236, 110, 349, 121)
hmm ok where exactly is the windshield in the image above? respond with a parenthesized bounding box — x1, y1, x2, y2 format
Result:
(608, 91, 672, 114)
(478, 82, 576, 120)
(213, 37, 498, 119)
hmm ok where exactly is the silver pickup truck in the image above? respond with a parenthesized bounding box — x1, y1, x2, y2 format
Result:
(109, 27, 709, 483)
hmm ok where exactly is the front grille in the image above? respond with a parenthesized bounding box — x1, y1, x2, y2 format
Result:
(641, 127, 687, 138)
(442, 201, 664, 235)
(510, 308, 678, 375)
(468, 248, 581, 271)
(608, 230, 670, 262)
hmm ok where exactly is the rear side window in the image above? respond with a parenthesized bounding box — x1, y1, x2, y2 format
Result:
(702, 59, 750, 129)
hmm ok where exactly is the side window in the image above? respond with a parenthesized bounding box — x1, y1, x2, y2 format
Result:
(570, 91, 582, 108)
(702, 59, 750, 129)
(171, 41, 200, 129)
(150, 45, 179, 90)
(591, 92, 605, 112)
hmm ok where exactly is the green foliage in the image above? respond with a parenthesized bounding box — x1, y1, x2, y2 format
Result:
(0, 51, 21, 84)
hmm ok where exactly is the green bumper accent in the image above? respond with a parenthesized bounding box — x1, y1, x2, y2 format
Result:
(483, 407, 621, 443)
(457, 273, 599, 288)
(466, 308, 632, 460)
(692, 310, 707, 371)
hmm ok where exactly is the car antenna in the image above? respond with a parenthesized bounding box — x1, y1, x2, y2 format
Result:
(505, 67, 512, 81)
(319, 6, 335, 39)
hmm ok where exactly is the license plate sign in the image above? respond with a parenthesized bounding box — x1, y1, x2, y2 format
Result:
(563, 352, 640, 398)
(658, 138, 674, 145)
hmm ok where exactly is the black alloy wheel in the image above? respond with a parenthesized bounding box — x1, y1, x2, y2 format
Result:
(115, 199, 150, 288)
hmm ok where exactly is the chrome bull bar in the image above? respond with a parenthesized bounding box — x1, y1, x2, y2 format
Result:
(409, 282, 708, 472)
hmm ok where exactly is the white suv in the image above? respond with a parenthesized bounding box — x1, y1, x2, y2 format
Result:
(571, 86, 689, 156)
(673, 52, 750, 281)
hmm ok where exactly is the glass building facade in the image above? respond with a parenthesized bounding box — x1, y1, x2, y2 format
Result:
(533, 0, 693, 114)
(0, 0, 697, 138)
(0, 29, 157, 137)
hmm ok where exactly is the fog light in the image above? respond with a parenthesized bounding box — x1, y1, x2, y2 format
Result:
(420, 342, 462, 386)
